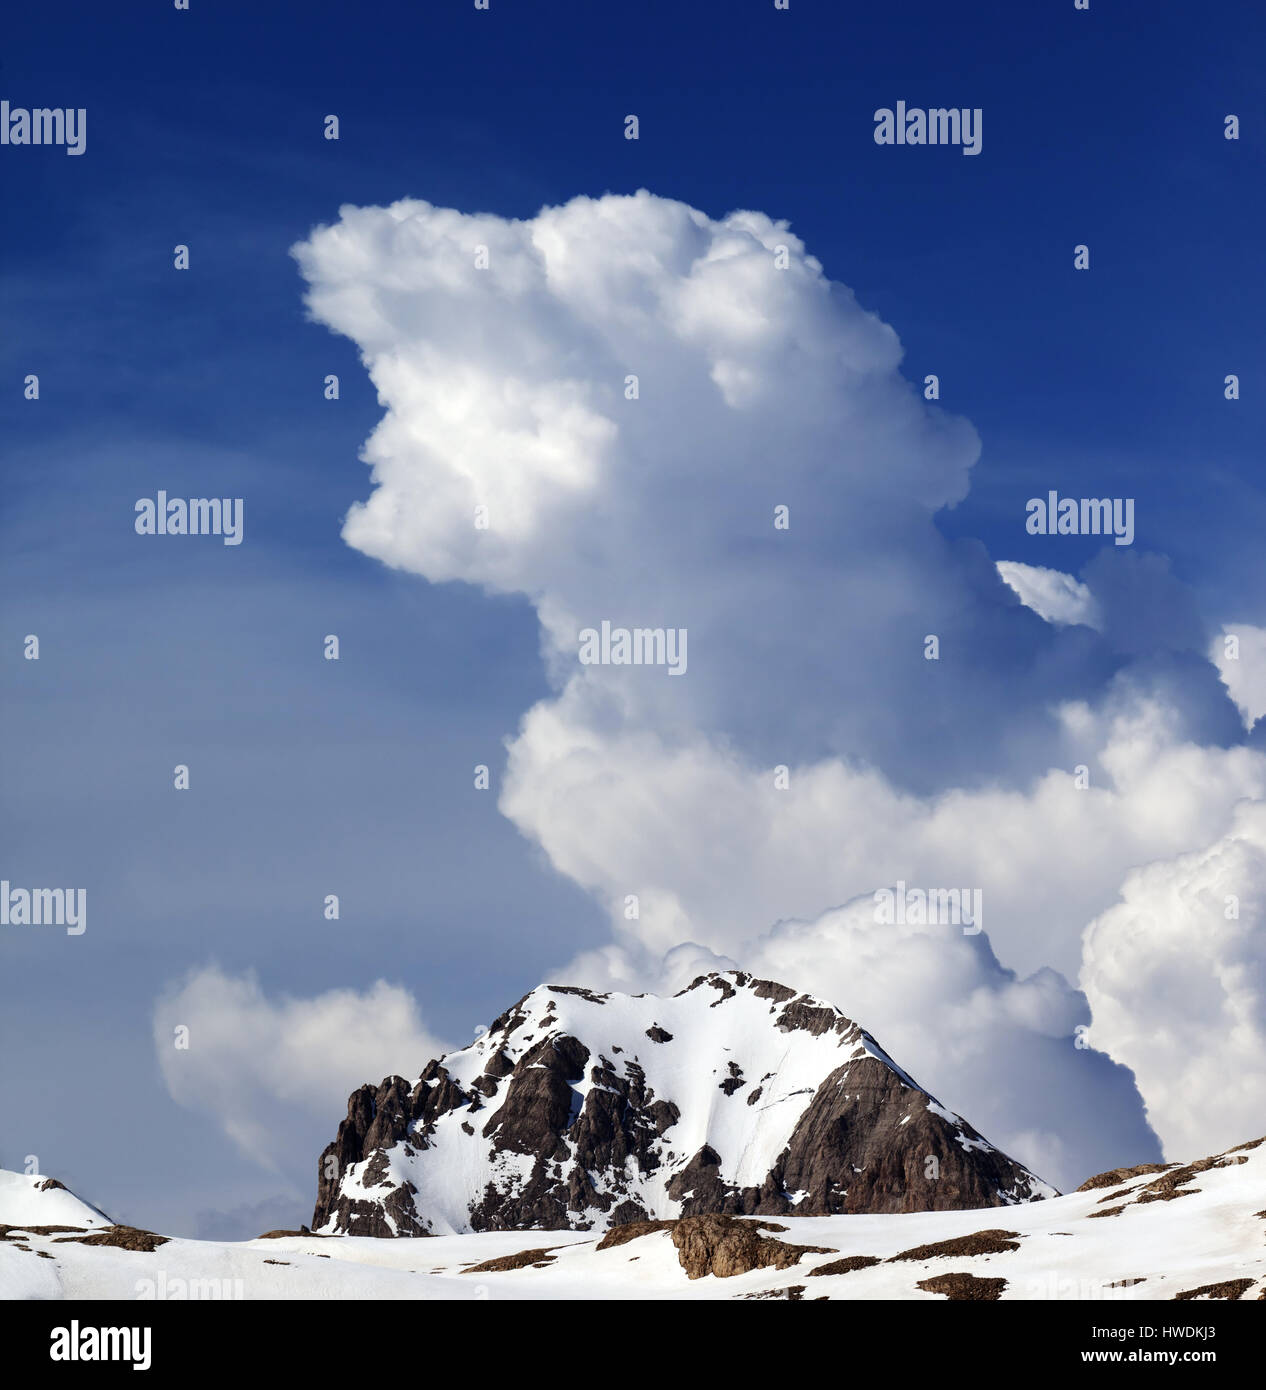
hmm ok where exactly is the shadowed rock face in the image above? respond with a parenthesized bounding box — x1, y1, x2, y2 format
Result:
(312, 971, 1056, 1236)
(663, 1056, 1046, 1219)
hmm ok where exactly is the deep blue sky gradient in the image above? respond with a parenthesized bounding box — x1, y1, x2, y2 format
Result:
(1, 0, 1263, 1232)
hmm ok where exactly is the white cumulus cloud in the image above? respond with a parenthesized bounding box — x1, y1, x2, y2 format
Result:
(505, 682, 1266, 983)
(1081, 799, 1266, 1160)
(996, 560, 1102, 629)
(294, 190, 1094, 792)
(1210, 623, 1266, 730)
(153, 967, 444, 1171)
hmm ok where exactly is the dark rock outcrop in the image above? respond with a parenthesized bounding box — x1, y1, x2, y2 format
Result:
(917, 1272, 1008, 1301)
(670, 1213, 833, 1279)
(1077, 1163, 1173, 1192)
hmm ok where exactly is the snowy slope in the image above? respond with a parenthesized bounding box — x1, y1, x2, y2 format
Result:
(2, 1136, 1262, 1301)
(314, 972, 1056, 1235)
(0, 1171, 111, 1230)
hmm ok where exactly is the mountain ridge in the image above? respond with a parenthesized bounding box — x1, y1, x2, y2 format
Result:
(5, 1132, 1264, 1301)
(312, 970, 1056, 1236)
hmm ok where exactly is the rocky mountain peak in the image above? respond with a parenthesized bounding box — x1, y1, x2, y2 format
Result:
(313, 970, 1056, 1236)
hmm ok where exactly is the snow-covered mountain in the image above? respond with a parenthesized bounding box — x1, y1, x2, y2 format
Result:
(0, 1170, 111, 1232)
(4, 1135, 1264, 1300)
(313, 971, 1056, 1236)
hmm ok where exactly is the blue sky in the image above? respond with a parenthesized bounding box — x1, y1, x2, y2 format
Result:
(2, 0, 1265, 1235)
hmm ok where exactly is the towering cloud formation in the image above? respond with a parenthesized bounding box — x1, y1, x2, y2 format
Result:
(289, 191, 1264, 1186)
(1082, 801, 1266, 1161)
(293, 190, 1109, 790)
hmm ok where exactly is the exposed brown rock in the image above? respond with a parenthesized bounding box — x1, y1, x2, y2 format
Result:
(1077, 1163, 1172, 1192)
(483, 1050, 515, 1078)
(719, 1061, 745, 1096)
(1174, 1279, 1253, 1301)
(55, 1225, 168, 1252)
(321, 1181, 427, 1238)
(775, 997, 842, 1037)
(918, 1272, 1007, 1301)
(888, 1229, 1020, 1262)
(683, 974, 739, 1006)
(481, 1034, 590, 1159)
(1082, 1145, 1256, 1220)
(670, 1213, 832, 1279)
(546, 985, 610, 1004)
(660, 1054, 1046, 1220)
(313, 1067, 457, 1235)
(0, 1224, 86, 1240)
(596, 1219, 676, 1251)
(1129, 1160, 1220, 1206)
(808, 1254, 880, 1276)
(460, 1246, 561, 1273)
(362, 1150, 392, 1186)
(462, 1044, 677, 1232)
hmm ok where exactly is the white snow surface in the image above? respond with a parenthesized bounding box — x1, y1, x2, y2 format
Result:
(324, 972, 1054, 1235)
(2, 1136, 1263, 1301)
(0, 1171, 111, 1229)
